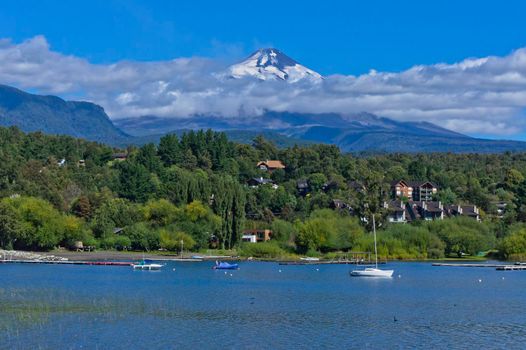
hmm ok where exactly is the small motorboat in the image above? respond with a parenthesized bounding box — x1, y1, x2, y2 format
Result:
(212, 261, 239, 270)
(132, 260, 163, 270)
(349, 267, 394, 278)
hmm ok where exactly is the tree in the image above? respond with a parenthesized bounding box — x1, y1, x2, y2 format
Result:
(436, 187, 457, 205)
(252, 135, 278, 159)
(308, 173, 328, 192)
(115, 161, 156, 202)
(504, 168, 524, 190)
(0, 196, 84, 251)
(158, 134, 181, 166)
(72, 195, 92, 218)
(143, 199, 179, 227)
(499, 227, 526, 260)
(159, 230, 195, 251)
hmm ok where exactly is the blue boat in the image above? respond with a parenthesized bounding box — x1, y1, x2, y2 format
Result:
(212, 261, 239, 270)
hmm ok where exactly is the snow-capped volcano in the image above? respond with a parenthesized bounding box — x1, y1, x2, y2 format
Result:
(228, 48, 322, 82)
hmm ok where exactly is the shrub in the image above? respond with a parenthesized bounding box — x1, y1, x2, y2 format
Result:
(239, 242, 287, 259)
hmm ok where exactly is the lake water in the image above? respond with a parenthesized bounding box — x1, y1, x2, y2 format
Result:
(1, 261, 525, 349)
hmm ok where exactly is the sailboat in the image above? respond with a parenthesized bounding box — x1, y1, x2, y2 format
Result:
(350, 214, 394, 278)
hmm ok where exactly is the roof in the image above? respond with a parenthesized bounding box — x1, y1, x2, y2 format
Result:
(257, 160, 285, 169)
(461, 205, 479, 216)
(406, 204, 421, 220)
(385, 200, 405, 212)
(348, 180, 365, 191)
(408, 200, 443, 213)
(390, 179, 410, 187)
(248, 177, 274, 185)
(297, 179, 309, 188)
(407, 181, 438, 189)
(424, 201, 443, 213)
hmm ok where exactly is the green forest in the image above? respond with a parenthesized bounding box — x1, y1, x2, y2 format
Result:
(1, 126, 526, 260)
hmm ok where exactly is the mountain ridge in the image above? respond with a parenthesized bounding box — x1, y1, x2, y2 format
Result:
(2, 83, 526, 153)
(0, 84, 130, 144)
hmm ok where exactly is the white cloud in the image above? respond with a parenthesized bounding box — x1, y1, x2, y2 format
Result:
(1, 36, 526, 137)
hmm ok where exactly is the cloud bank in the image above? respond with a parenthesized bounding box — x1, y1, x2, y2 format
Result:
(1, 36, 526, 137)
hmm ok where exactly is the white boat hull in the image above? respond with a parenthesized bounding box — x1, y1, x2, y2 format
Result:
(300, 257, 320, 262)
(132, 263, 163, 270)
(350, 268, 394, 278)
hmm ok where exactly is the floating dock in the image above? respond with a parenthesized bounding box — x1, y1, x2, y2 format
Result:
(279, 260, 386, 266)
(496, 265, 526, 271)
(432, 262, 526, 271)
(0, 260, 133, 266)
(432, 263, 502, 268)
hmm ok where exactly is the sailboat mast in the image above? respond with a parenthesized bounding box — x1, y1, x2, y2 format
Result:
(373, 213, 378, 269)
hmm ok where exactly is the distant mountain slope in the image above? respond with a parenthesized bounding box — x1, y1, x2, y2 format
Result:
(2, 83, 526, 153)
(0, 84, 130, 144)
(116, 112, 526, 153)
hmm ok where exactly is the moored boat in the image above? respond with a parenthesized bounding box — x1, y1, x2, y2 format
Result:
(212, 261, 239, 270)
(350, 214, 394, 278)
(350, 267, 394, 278)
(132, 260, 163, 270)
(300, 257, 320, 261)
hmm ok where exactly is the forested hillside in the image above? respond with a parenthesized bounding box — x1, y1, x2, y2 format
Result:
(1, 126, 526, 259)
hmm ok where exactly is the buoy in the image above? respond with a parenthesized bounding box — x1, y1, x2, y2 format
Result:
(398, 274, 402, 278)
(478, 279, 482, 283)
(224, 271, 227, 275)
(502, 277, 505, 280)
(316, 268, 319, 271)
(278, 269, 282, 273)
(230, 273, 233, 277)
(172, 268, 176, 271)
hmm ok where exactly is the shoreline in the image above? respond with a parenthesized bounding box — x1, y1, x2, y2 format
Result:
(0, 249, 509, 263)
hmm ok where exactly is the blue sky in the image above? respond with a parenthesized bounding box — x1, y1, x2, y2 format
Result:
(1, 1, 526, 140)
(1, 0, 525, 75)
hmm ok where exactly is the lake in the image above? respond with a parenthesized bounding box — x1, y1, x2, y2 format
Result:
(1, 261, 525, 349)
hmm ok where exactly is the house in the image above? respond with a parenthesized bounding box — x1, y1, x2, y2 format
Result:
(445, 204, 481, 221)
(384, 200, 407, 223)
(112, 152, 128, 161)
(330, 199, 348, 209)
(348, 180, 366, 193)
(256, 160, 286, 172)
(297, 179, 310, 196)
(77, 159, 86, 167)
(494, 201, 507, 219)
(391, 180, 413, 199)
(242, 229, 272, 243)
(322, 181, 339, 192)
(409, 181, 438, 202)
(406, 201, 444, 221)
(57, 158, 66, 167)
(391, 180, 438, 201)
(247, 177, 277, 189)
